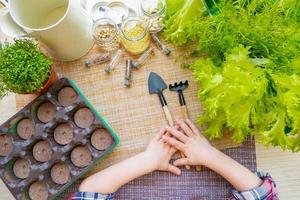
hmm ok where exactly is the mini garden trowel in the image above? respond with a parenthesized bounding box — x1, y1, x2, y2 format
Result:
(148, 72, 190, 170)
(148, 72, 174, 126)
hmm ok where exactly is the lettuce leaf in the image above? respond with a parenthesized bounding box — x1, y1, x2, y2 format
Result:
(163, 0, 207, 45)
(164, 0, 300, 151)
(191, 46, 300, 151)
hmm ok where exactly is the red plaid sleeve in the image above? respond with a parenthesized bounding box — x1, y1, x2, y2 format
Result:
(230, 172, 278, 200)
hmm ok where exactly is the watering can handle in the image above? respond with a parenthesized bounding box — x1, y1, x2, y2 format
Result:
(0, 2, 28, 38)
(0, 0, 8, 7)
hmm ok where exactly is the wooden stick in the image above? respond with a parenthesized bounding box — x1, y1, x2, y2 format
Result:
(196, 165, 202, 171)
(163, 106, 174, 127)
(163, 105, 190, 170)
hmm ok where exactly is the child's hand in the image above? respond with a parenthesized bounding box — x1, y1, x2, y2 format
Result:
(162, 119, 216, 167)
(143, 128, 181, 175)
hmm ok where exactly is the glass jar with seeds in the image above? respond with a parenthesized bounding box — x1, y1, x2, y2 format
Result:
(140, 0, 166, 33)
(93, 18, 120, 52)
(120, 17, 150, 55)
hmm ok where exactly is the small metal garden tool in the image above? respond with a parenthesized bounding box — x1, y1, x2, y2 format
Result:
(169, 80, 201, 171)
(148, 72, 173, 126)
(148, 72, 190, 170)
(169, 80, 189, 119)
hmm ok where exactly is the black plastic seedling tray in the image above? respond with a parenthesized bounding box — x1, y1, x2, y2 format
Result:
(0, 78, 120, 200)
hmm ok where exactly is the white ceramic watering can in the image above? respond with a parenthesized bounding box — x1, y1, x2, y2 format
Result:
(0, 0, 94, 61)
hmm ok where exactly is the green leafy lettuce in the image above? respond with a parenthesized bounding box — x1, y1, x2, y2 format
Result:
(191, 46, 300, 151)
(163, 0, 207, 45)
(164, 0, 300, 151)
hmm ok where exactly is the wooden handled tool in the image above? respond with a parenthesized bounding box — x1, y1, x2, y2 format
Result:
(148, 72, 190, 170)
(163, 105, 190, 170)
(163, 106, 174, 127)
(169, 81, 201, 171)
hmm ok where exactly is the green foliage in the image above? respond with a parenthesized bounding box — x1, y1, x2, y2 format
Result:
(164, 0, 300, 151)
(163, 0, 207, 45)
(191, 46, 300, 151)
(194, 0, 300, 70)
(0, 80, 7, 98)
(0, 38, 52, 97)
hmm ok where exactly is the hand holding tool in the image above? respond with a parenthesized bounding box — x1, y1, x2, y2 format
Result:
(169, 80, 201, 171)
(148, 72, 190, 170)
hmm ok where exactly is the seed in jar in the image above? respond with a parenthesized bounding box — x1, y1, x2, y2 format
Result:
(146, 7, 159, 14)
(96, 25, 116, 40)
(122, 25, 150, 55)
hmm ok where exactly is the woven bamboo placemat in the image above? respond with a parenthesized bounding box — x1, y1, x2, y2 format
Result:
(57, 138, 256, 200)
(15, 41, 241, 174)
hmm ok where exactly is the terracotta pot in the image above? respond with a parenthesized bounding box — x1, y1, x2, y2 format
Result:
(37, 65, 58, 94)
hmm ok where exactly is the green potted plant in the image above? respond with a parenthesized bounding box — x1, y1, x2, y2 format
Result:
(0, 38, 57, 99)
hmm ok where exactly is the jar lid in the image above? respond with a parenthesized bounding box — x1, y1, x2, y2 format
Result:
(108, 1, 129, 24)
(90, 1, 110, 22)
(91, 1, 131, 25)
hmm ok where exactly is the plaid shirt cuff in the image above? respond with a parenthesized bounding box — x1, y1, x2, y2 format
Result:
(68, 192, 114, 200)
(230, 172, 278, 200)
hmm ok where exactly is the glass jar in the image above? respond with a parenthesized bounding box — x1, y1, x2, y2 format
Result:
(120, 17, 150, 55)
(140, 0, 166, 33)
(93, 18, 120, 52)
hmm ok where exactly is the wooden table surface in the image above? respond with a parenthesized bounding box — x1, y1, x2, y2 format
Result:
(0, 3, 299, 200)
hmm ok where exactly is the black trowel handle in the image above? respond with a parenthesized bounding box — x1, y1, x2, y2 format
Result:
(0, 0, 8, 6)
(158, 94, 174, 126)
